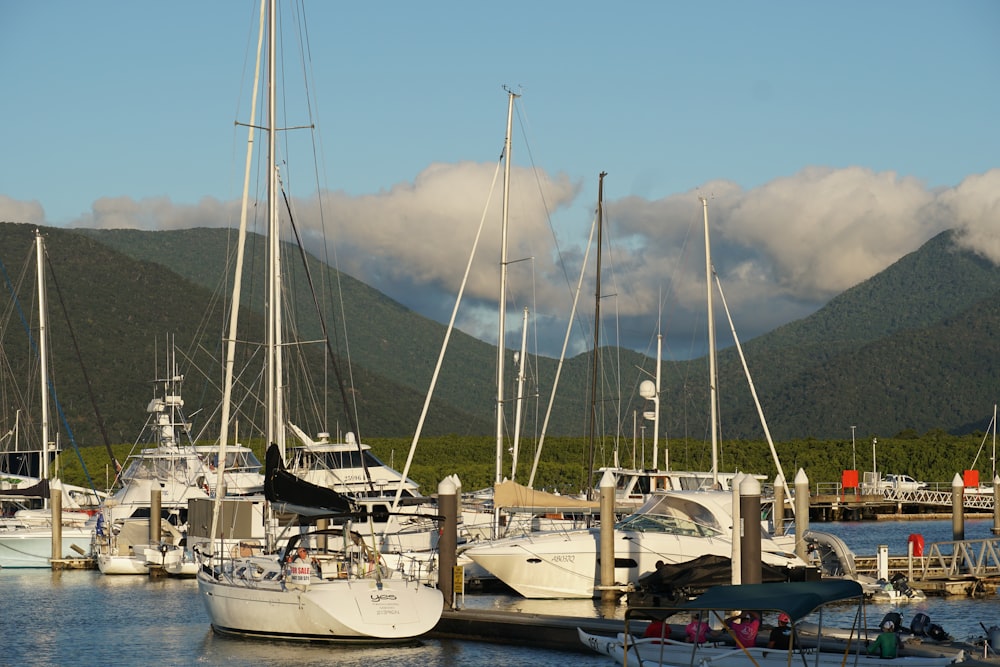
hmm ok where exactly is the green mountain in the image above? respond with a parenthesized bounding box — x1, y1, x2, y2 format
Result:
(2, 223, 999, 452)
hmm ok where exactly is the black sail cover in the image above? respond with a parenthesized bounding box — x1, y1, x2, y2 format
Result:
(0, 479, 50, 498)
(264, 443, 354, 514)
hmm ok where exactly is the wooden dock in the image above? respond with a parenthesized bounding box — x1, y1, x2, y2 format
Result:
(50, 558, 97, 570)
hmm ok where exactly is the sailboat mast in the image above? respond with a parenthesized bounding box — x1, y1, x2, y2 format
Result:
(993, 403, 997, 482)
(587, 172, 607, 500)
(34, 230, 51, 494)
(266, 0, 285, 457)
(210, 0, 265, 550)
(653, 332, 662, 470)
(511, 307, 529, 481)
(701, 197, 719, 488)
(495, 89, 517, 486)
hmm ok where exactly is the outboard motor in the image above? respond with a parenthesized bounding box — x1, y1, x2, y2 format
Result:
(889, 572, 919, 598)
(987, 626, 1000, 651)
(928, 623, 951, 642)
(911, 612, 931, 637)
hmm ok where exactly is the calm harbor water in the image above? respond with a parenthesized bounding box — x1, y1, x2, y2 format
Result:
(3, 518, 999, 666)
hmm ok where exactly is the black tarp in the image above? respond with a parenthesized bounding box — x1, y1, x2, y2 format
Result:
(263, 443, 354, 514)
(628, 554, 819, 606)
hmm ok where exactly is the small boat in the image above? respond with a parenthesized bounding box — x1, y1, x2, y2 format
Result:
(804, 530, 928, 601)
(578, 580, 965, 666)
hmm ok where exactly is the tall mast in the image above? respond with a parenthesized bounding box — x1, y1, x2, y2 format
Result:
(993, 403, 997, 482)
(495, 89, 517, 487)
(587, 172, 607, 500)
(266, 0, 285, 457)
(35, 230, 51, 497)
(511, 306, 529, 481)
(210, 0, 265, 548)
(701, 197, 719, 488)
(653, 332, 661, 470)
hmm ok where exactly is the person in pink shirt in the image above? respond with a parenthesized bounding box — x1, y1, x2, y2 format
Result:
(685, 612, 710, 643)
(725, 611, 760, 648)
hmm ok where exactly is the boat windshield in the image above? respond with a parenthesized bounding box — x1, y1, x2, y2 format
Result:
(616, 494, 725, 538)
(289, 448, 386, 472)
(121, 453, 194, 481)
(196, 448, 262, 472)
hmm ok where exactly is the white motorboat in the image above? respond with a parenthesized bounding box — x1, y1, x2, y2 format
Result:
(0, 523, 94, 568)
(464, 489, 809, 599)
(94, 345, 266, 574)
(95, 517, 187, 575)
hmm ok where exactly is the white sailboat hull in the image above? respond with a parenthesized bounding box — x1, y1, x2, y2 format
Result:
(197, 570, 443, 641)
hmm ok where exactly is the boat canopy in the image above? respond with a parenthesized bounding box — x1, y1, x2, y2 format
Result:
(628, 580, 864, 624)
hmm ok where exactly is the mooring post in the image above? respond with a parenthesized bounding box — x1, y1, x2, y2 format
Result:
(731, 472, 744, 585)
(740, 475, 762, 584)
(599, 469, 617, 604)
(794, 468, 810, 562)
(438, 475, 459, 610)
(952, 473, 965, 541)
(150, 488, 162, 545)
(993, 475, 1000, 536)
(773, 473, 785, 537)
(50, 488, 62, 566)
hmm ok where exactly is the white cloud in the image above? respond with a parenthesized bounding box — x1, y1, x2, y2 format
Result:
(942, 169, 1000, 263)
(0, 196, 45, 223)
(6, 164, 995, 358)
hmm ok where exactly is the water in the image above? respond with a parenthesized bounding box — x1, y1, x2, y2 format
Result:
(0, 569, 611, 667)
(3, 519, 998, 665)
(807, 517, 1000, 640)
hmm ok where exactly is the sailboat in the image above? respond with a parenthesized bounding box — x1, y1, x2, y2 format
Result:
(195, 0, 442, 641)
(0, 230, 101, 568)
(463, 198, 808, 598)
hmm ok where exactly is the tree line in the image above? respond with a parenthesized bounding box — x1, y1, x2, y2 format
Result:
(56, 430, 994, 497)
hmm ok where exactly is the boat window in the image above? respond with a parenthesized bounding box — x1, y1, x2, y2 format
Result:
(618, 494, 724, 537)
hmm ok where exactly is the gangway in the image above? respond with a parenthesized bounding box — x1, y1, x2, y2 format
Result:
(882, 488, 996, 510)
(917, 536, 1000, 579)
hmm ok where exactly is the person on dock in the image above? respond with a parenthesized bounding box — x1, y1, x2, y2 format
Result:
(768, 613, 794, 649)
(686, 613, 710, 644)
(725, 611, 760, 648)
(867, 620, 900, 659)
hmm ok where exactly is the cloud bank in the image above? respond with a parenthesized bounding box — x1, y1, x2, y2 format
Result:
(3, 166, 997, 359)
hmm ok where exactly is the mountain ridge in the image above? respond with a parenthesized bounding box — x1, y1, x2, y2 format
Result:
(2, 222, 997, 448)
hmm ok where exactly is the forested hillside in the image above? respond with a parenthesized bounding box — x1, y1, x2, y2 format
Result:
(2, 223, 999, 459)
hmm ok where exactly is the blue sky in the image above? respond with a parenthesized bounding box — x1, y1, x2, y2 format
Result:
(2, 1, 998, 360)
